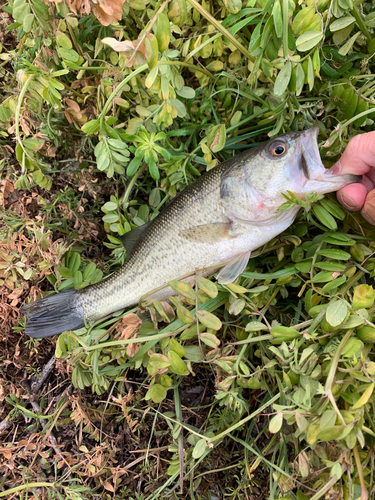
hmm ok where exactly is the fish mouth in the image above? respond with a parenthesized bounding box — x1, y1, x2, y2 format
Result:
(300, 126, 361, 191)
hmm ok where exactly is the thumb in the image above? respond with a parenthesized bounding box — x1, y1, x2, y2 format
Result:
(330, 131, 375, 176)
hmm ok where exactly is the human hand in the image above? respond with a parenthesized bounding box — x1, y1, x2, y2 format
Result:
(330, 131, 375, 224)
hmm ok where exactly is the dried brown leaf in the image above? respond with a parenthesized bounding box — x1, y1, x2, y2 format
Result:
(92, 0, 126, 26)
(101, 37, 146, 66)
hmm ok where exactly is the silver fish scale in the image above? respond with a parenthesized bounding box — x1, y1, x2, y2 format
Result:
(77, 163, 231, 321)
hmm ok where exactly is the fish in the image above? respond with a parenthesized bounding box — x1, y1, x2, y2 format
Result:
(21, 126, 361, 338)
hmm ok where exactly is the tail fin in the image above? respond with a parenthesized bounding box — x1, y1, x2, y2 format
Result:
(21, 289, 85, 338)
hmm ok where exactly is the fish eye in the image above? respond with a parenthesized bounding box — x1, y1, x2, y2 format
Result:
(269, 141, 287, 157)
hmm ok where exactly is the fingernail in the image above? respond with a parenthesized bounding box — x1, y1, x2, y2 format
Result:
(330, 161, 341, 175)
(340, 193, 360, 210)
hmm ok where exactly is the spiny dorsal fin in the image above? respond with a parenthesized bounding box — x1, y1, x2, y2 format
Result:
(120, 222, 151, 254)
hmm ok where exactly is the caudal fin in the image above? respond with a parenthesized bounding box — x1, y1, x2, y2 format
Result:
(21, 289, 85, 338)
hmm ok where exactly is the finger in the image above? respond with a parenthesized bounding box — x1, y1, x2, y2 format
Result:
(362, 189, 375, 225)
(367, 168, 375, 185)
(361, 173, 375, 193)
(336, 183, 368, 211)
(329, 131, 375, 176)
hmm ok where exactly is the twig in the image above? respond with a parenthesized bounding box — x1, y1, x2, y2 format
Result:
(22, 380, 65, 462)
(31, 355, 56, 393)
(29, 399, 64, 460)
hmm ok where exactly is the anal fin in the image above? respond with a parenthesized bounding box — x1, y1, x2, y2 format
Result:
(216, 250, 251, 285)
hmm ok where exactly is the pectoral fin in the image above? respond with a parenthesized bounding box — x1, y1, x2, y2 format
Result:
(179, 223, 234, 243)
(216, 250, 251, 285)
(121, 222, 151, 254)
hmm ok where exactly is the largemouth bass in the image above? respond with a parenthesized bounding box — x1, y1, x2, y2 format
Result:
(21, 127, 360, 338)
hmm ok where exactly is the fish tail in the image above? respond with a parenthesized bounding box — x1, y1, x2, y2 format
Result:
(21, 289, 85, 338)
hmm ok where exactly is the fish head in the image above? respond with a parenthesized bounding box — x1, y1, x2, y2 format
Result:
(246, 126, 361, 199)
(221, 127, 361, 223)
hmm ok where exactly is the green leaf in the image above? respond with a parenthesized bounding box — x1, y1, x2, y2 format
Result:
(317, 249, 351, 261)
(145, 66, 159, 88)
(22, 12, 34, 32)
(103, 213, 119, 223)
(23, 138, 43, 150)
(170, 338, 186, 358)
(292, 6, 315, 35)
(322, 233, 355, 246)
(206, 124, 226, 153)
(295, 63, 305, 96)
(176, 86, 196, 99)
(68, 252, 81, 272)
(326, 300, 347, 327)
(155, 12, 171, 53)
(295, 259, 312, 273)
(176, 304, 195, 324)
(148, 161, 160, 180)
(316, 425, 352, 442)
(272, 0, 282, 39)
(73, 270, 83, 285)
(0, 106, 11, 121)
(338, 31, 360, 56)
(149, 188, 161, 208)
(330, 16, 355, 32)
(96, 153, 110, 172)
(245, 321, 268, 332)
(127, 156, 143, 176)
(196, 310, 222, 330)
(145, 384, 167, 403)
(160, 374, 173, 387)
(306, 56, 314, 91)
(199, 332, 220, 348)
(82, 119, 100, 135)
(103, 201, 118, 211)
(320, 199, 346, 220)
(274, 61, 292, 96)
(341, 338, 361, 358)
(312, 205, 337, 230)
(321, 276, 346, 292)
(319, 410, 336, 430)
(352, 383, 375, 409)
(296, 31, 323, 52)
(169, 280, 196, 300)
(192, 438, 208, 459)
(168, 350, 189, 375)
(144, 33, 159, 69)
(271, 325, 299, 341)
(58, 266, 73, 278)
(314, 262, 346, 272)
(269, 412, 283, 433)
(196, 276, 218, 299)
(352, 285, 375, 310)
(83, 262, 96, 281)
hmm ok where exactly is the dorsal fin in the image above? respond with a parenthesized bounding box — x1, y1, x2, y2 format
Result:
(120, 222, 151, 254)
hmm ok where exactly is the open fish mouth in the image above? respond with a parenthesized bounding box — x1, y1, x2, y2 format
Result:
(300, 127, 361, 191)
